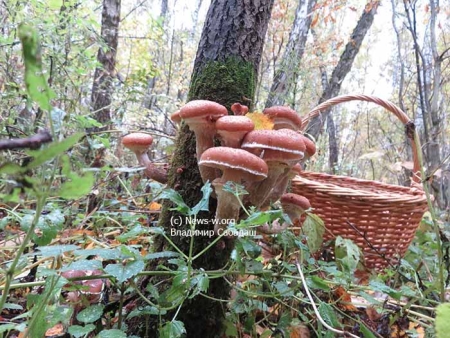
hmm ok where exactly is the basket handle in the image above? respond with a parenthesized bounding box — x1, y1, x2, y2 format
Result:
(300, 94, 422, 185)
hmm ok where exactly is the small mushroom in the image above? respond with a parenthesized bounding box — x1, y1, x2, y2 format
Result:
(258, 193, 310, 234)
(216, 115, 254, 148)
(199, 147, 268, 234)
(179, 100, 228, 182)
(122, 133, 168, 184)
(263, 106, 302, 130)
(241, 129, 305, 207)
(231, 103, 249, 116)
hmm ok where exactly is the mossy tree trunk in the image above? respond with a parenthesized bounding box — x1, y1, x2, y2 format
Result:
(130, 1, 274, 337)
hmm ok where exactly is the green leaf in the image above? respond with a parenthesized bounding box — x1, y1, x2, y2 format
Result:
(368, 281, 401, 300)
(27, 133, 84, 169)
(360, 322, 377, 338)
(76, 304, 104, 323)
(190, 181, 212, 215)
(62, 259, 102, 271)
(68, 324, 96, 338)
(237, 238, 261, 259)
(18, 24, 55, 111)
(159, 320, 186, 338)
(335, 236, 361, 275)
(308, 276, 330, 291)
(239, 209, 285, 227)
(2, 303, 23, 310)
(301, 214, 325, 253)
(37, 245, 79, 257)
(97, 329, 127, 338)
(128, 306, 166, 319)
(158, 189, 190, 215)
(0, 324, 16, 334)
(144, 251, 180, 260)
(0, 162, 26, 175)
(318, 303, 341, 328)
(117, 224, 148, 243)
(104, 260, 145, 283)
(273, 281, 294, 297)
(59, 172, 95, 199)
(436, 303, 450, 338)
(75, 248, 120, 260)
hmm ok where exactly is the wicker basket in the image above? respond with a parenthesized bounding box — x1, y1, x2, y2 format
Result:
(292, 95, 428, 269)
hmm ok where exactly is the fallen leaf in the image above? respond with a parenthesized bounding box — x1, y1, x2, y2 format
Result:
(245, 112, 274, 130)
(334, 286, 358, 311)
(45, 323, 64, 336)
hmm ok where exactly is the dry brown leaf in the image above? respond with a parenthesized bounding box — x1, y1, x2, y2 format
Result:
(334, 286, 358, 311)
(289, 323, 310, 338)
(147, 201, 162, 211)
(408, 322, 424, 338)
(45, 323, 64, 336)
(366, 306, 381, 322)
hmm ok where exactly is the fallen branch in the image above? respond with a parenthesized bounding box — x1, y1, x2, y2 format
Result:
(0, 130, 52, 151)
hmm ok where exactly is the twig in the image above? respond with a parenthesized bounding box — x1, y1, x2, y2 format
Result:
(0, 130, 52, 151)
(295, 260, 360, 338)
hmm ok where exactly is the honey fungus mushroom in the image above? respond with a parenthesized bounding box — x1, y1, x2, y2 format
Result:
(241, 129, 305, 207)
(122, 132, 168, 184)
(179, 100, 228, 182)
(263, 106, 302, 130)
(215, 115, 254, 148)
(199, 147, 268, 234)
(258, 193, 311, 234)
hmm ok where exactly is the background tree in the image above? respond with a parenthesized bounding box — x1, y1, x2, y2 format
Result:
(90, 0, 121, 124)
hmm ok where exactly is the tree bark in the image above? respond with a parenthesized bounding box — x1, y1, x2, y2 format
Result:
(306, 2, 378, 140)
(129, 1, 275, 337)
(265, 0, 317, 107)
(90, 0, 121, 124)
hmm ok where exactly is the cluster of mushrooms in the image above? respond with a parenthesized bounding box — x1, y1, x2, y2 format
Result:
(122, 100, 316, 236)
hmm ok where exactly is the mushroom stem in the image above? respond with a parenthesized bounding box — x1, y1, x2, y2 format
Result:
(249, 164, 287, 207)
(138, 153, 168, 184)
(194, 132, 220, 183)
(213, 181, 241, 235)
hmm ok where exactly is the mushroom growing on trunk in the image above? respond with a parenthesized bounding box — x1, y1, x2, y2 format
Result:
(199, 147, 268, 235)
(216, 115, 254, 148)
(122, 133, 168, 184)
(263, 106, 302, 130)
(241, 129, 305, 207)
(179, 100, 228, 182)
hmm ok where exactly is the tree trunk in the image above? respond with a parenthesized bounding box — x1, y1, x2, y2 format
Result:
(306, 2, 378, 140)
(129, 1, 274, 337)
(90, 0, 121, 124)
(265, 0, 317, 107)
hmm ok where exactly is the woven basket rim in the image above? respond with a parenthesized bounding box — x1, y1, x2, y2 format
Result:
(292, 172, 427, 203)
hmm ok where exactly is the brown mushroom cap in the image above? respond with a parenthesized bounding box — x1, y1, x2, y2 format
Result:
(242, 129, 305, 158)
(199, 147, 268, 182)
(231, 103, 249, 116)
(263, 106, 302, 130)
(179, 100, 228, 122)
(216, 116, 255, 148)
(122, 133, 153, 154)
(280, 193, 311, 210)
(170, 110, 181, 124)
(301, 135, 316, 157)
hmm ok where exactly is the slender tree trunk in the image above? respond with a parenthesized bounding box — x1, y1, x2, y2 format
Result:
(265, 0, 317, 107)
(90, 0, 121, 124)
(306, 2, 378, 139)
(129, 1, 274, 337)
